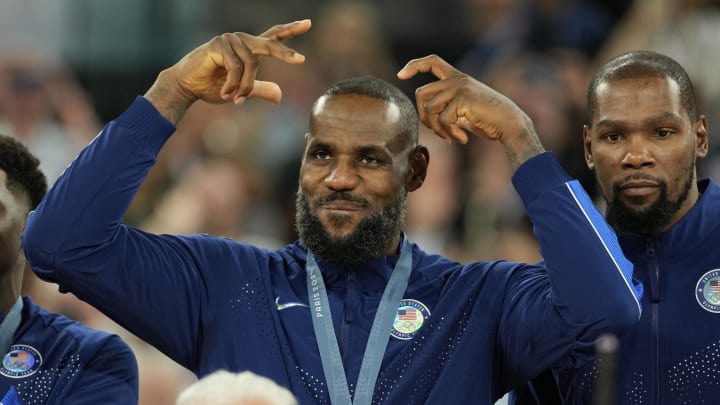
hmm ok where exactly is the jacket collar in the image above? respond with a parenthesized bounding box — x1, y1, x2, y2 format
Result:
(287, 236, 407, 292)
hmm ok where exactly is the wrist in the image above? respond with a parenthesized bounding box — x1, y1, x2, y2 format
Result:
(143, 69, 195, 125)
(499, 112, 545, 170)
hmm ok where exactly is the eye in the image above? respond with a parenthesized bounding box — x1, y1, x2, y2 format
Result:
(602, 133, 622, 142)
(312, 149, 332, 160)
(655, 129, 673, 138)
(359, 155, 384, 165)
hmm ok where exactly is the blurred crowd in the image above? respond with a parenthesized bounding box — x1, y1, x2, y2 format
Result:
(2, 0, 719, 403)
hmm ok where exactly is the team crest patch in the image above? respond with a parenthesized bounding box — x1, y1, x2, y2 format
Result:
(695, 269, 720, 313)
(391, 299, 430, 340)
(0, 345, 42, 378)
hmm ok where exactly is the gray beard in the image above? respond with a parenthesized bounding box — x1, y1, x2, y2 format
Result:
(295, 188, 406, 265)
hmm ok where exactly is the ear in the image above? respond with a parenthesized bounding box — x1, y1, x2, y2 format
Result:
(405, 145, 429, 192)
(695, 115, 709, 158)
(583, 125, 594, 170)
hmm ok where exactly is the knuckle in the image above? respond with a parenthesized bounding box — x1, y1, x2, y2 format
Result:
(244, 58, 259, 69)
(209, 35, 225, 46)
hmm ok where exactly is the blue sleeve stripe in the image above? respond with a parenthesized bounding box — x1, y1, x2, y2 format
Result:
(565, 181, 642, 320)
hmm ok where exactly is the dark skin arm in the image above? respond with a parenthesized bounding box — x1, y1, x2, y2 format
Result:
(397, 54, 545, 170)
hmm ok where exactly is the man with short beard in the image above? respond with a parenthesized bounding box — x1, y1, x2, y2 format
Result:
(512, 51, 719, 405)
(22, 20, 642, 404)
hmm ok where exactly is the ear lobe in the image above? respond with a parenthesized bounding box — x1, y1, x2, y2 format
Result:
(583, 125, 594, 170)
(406, 146, 429, 192)
(696, 115, 709, 158)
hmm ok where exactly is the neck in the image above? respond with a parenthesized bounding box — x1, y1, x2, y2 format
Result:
(383, 234, 403, 257)
(0, 269, 22, 313)
(657, 179, 700, 233)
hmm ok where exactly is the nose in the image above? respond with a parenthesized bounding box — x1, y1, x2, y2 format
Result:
(324, 159, 359, 191)
(620, 138, 655, 169)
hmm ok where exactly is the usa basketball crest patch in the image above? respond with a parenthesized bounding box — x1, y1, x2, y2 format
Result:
(696, 269, 720, 313)
(391, 299, 430, 340)
(0, 345, 42, 378)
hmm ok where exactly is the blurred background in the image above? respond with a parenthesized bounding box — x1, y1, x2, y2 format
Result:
(3, 0, 719, 403)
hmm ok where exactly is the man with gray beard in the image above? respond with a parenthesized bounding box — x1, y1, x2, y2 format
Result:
(295, 188, 407, 265)
(512, 50, 720, 405)
(22, 20, 641, 404)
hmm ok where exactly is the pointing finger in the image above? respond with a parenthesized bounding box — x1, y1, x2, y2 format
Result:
(397, 54, 458, 81)
(230, 33, 306, 65)
(260, 19, 312, 41)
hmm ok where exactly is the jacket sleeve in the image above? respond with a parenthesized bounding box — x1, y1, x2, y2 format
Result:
(22, 96, 209, 369)
(497, 152, 643, 387)
(60, 334, 139, 404)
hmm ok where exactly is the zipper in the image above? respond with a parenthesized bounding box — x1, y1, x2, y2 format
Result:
(646, 238, 661, 403)
(340, 270, 357, 363)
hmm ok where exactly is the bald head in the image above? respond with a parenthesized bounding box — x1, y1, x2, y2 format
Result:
(312, 75, 419, 149)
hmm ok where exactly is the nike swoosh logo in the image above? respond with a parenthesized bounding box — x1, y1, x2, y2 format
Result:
(275, 297, 309, 311)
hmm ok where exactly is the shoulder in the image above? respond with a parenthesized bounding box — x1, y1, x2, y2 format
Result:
(26, 299, 135, 361)
(411, 242, 536, 284)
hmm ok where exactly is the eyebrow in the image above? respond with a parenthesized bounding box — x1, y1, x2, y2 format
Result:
(308, 139, 389, 153)
(356, 145, 390, 156)
(595, 112, 685, 129)
(307, 140, 330, 149)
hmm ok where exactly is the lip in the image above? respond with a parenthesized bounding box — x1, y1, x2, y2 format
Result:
(618, 181, 660, 198)
(619, 180, 659, 189)
(320, 202, 364, 211)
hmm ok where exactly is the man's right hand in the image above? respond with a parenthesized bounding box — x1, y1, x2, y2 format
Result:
(145, 19, 311, 124)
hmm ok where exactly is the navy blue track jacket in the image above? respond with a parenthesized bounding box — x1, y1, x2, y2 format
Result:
(0, 296, 137, 404)
(22, 96, 642, 404)
(512, 179, 720, 404)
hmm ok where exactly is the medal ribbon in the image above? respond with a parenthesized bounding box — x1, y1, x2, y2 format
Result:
(0, 297, 23, 355)
(306, 238, 413, 405)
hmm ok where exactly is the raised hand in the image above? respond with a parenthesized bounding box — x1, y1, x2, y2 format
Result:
(146, 20, 311, 124)
(397, 54, 544, 169)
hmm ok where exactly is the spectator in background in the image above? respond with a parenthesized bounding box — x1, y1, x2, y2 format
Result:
(175, 370, 297, 405)
(304, 0, 398, 86)
(456, 0, 530, 82)
(404, 127, 465, 259)
(0, 53, 100, 184)
(524, 0, 616, 58)
(456, 0, 624, 82)
(459, 46, 596, 263)
(141, 156, 284, 249)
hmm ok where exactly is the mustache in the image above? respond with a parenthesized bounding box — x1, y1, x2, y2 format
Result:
(614, 173, 665, 188)
(319, 191, 368, 206)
